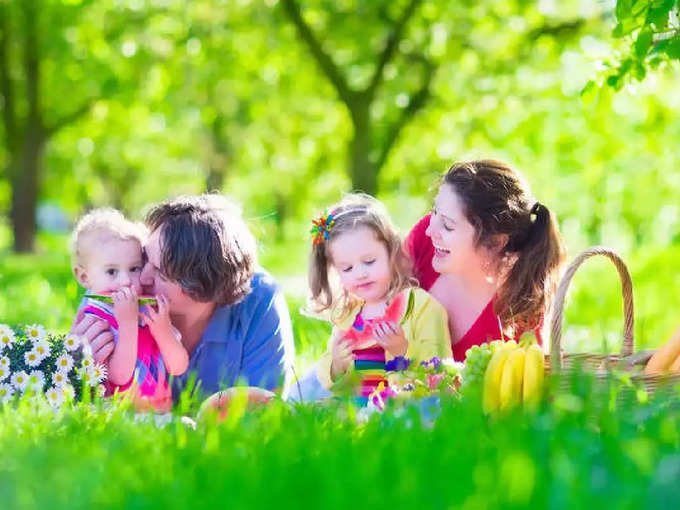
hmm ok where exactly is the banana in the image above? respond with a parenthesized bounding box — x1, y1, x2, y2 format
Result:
(482, 342, 516, 414)
(669, 353, 680, 373)
(499, 347, 525, 411)
(522, 342, 545, 407)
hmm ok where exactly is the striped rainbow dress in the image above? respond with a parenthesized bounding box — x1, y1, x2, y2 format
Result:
(342, 292, 408, 406)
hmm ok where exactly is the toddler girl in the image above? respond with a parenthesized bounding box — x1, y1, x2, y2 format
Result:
(309, 194, 452, 404)
(71, 208, 188, 410)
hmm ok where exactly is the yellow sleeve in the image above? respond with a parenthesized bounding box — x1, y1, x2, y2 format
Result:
(404, 288, 453, 362)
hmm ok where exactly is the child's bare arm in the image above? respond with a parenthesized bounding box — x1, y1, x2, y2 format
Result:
(330, 330, 354, 381)
(144, 295, 189, 376)
(107, 287, 139, 385)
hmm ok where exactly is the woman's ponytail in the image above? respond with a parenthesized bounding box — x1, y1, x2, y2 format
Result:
(498, 202, 565, 332)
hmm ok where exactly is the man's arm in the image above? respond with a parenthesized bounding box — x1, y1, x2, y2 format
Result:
(240, 278, 295, 399)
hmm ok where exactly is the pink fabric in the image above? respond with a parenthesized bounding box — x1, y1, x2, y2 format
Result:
(83, 305, 170, 400)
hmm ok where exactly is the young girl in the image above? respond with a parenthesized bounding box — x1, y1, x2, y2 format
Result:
(70, 208, 189, 411)
(309, 194, 453, 404)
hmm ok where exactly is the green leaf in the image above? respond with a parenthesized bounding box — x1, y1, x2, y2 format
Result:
(634, 29, 653, 59)
(615, 0, 634, 22)
(647, 0, 675, 28)
(632, 60, 647, 80)
(613, 17, 642, 37)
(580, 80, 599, 106)
(664, 38, 680, 59)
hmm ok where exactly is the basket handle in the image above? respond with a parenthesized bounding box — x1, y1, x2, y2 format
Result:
(549, 246, 635, 371)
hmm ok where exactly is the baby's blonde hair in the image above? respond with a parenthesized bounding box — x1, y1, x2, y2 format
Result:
(70, 208, 148, 268)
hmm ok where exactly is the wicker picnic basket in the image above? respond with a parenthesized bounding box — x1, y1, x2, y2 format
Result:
(546, 246, 680, 397)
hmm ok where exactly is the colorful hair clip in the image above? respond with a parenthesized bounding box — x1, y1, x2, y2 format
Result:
(310, 211, 335, 245)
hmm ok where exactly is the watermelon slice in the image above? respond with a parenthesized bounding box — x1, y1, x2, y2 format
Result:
(84, 293, 158, 306)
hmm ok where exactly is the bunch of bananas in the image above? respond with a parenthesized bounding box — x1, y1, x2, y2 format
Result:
(482, 333, 545, 414)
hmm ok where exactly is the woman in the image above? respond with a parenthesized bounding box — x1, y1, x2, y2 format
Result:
(72, 194, 296, 400)
(405, 159, 565, 360)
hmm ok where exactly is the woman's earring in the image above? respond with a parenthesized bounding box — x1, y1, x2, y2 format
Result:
(483, 258, 495, 283)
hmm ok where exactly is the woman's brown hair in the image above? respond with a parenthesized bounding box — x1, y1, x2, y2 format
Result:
(442, 160, 566, 332)
(307, 193, 414, 317)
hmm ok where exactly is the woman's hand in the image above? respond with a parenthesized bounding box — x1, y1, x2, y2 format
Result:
(373, 320, 408, 357)
(330, 337, 354, 381)
(70, 309, 115, 364)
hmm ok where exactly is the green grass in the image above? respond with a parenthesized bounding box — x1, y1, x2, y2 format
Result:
(1, 373, 680, 509)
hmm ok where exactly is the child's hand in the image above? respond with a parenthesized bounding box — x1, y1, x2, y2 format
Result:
(112, 287, 138, 325)
(373, 320, 407, 357)
(143, 295, 174, 340)
(331, 337, 354, 381)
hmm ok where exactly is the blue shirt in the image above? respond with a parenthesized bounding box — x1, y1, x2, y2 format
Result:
(171, 271, 295, 401)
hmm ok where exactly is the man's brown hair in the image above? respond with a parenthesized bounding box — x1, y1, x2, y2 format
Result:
(145, 194, 256, 306)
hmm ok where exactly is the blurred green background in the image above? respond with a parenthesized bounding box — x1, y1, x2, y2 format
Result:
(1, 0, 680, 370)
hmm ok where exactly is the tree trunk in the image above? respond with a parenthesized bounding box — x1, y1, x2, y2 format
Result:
(348, 102, 377, 195)
(10, 133, 43, 252)
(8, 0, 42, 253)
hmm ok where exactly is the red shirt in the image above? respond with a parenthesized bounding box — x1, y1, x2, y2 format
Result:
(404, 214, 539, 361)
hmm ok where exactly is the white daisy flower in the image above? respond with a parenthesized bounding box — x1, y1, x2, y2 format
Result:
(33, 340, 51, 358)
(45, 386, 63, 408)
(95, 384, 106, 398)
(0, 365, 8, 382)
(55, 353, 74, 373)
(25, 324, 47, 343)
(78, 368, 93, 385)
(60, 384, 75, 400)
(0, 356, 9, 368)
(91, 364, 107, 384)
(11, 370, 28, 391)
(27, 370, 45, 390)
(24, 350, 42, 368)
(80, 356, 94, 371)
(51, 371, 68, 387)
(0, 325, 15, 350)
(0, 382, 14, 403)
(63, 334, 81, 351)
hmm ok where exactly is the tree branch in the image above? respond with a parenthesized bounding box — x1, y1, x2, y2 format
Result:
(528, 19, 585, 40)
(44, 100, 95, 137)
(375, 53, 436, 171)
(280, 0, 354, 106)
(366, 0, 423, 98)
(0, 2, 17, 149)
